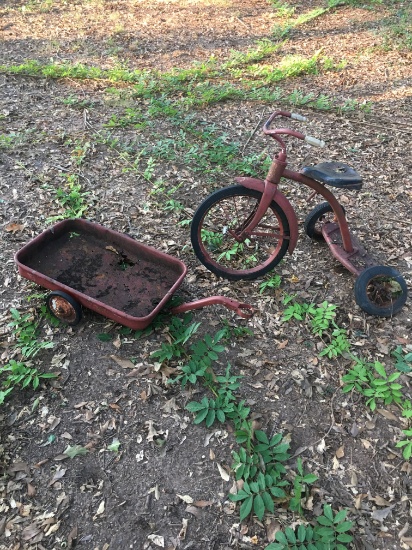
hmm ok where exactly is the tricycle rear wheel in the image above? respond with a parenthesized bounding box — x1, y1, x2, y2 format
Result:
(304, 202, 345, 241)
(354, 265, 407, 317)
(46, 291, 82, 325)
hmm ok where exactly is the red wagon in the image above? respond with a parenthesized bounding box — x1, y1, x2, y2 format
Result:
(15, 219, 253, 328)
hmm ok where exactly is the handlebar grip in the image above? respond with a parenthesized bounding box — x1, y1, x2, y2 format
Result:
(305, 135, 326, 148)
(291, 113, 307, 122)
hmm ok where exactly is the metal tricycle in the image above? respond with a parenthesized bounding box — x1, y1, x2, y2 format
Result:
(15, 219, 253, 327)
(190, 110, 408, 317)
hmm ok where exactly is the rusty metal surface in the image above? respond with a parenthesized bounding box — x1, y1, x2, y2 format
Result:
(322, 222, 378, 276)
(15, 219, 187, 329)
(169, 296, 254, 318)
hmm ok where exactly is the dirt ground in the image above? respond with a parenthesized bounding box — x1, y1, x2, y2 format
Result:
(1, 1, 412, 549)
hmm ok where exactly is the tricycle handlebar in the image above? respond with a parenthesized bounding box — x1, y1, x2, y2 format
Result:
(263, 111, 325, 149)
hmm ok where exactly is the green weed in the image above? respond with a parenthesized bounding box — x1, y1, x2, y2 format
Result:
(46, 174, 89, 223)
(61, 95, 96, 109)
(396, 429, 412, 460)
(265, 504, 353, 549)
(8, 308, 54, 359)
(1, 308, 57, 404)
(289, 457, 319, 515)
(1, 360, 56, 391)
(0, 132, 24, 149)
(392, 345, 412, 373)
(342, 359, 403, 411)
(259, 273, 282, 294)
(281, 297, 350, 359)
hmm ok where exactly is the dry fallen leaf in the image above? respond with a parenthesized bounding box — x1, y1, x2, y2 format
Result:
(177, 494, 193, 504)
(277, 340, 288, 349)
(148, 485, 160, 500)
(316, 439, 326, 454)
(67, 525, 78, 549)
(147, 534, 164, 547)
(45, 520, 61, 537)
(266, 518, 281, 542)
(193, 500, 213, 508)
(110, 355, 134, 369)
(21, 523, 42, 541)
(146, 420, 162, 442)
(377, 409, 398, 422)
(179, 518, 188, 540)
(48, 468, 66, 486)
(185, 505, 201, 517)
(354, 493, 367, 509)
(5, 222, 25, 233)
(94, 500, 105, 518)
(216, 462, 230, 482)
(335, 445, 345, 458)
(373, 495, 391, 506)
(371, 505, 394, 522)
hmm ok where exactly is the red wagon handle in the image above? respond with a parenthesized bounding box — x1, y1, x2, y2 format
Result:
(169, 296, 254, 319)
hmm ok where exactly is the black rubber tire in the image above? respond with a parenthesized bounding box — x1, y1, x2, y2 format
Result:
(190, 185, 290, 280)
(46, 291, 82, 326)
(354, 265, 408, 317)
(304, 202, 346, 241)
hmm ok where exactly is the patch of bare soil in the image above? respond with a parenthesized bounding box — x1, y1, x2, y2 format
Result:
(1, 1, 412, 549)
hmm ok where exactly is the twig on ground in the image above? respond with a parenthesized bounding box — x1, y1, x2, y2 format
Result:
(241, 108, 267, 154)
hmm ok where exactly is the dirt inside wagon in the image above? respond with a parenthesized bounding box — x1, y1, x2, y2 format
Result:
(1, 1, 412, 549)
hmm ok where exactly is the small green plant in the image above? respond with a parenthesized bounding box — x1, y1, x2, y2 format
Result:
(310, 301, 338, 336)
(259, 273, 282, 294)
(342, 359, 403, 411)
(282, 295, 316, 322)
(164, 198, 184, 212)
(281, 297, 350, 359)
(186, 364, 246, 427)
(0, 132, 24, 149)
(8, 308, 54, 358)
(219, 319, 253, 340)
(288, 457, 318, 515)
(1, 308, 57, 404)
(229, 470, 289, 521)
(265, 504, 353, 549)
(1, 360, 56, 391)
(392, 345, 412, 373)
(61, 95, 95, 109)
(172, 331, 227, 387)
(319, 327, 350, 359)
(150, 316, 201, 364)
(396, 429, 412, 460)
(46, 174, 89, 222)
(71, 139, 91, 166)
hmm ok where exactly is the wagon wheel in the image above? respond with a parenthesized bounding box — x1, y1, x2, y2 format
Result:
(46, 291, 82, 326)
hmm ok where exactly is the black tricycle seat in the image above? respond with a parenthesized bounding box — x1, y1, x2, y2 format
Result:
(301, 162, 363, 190)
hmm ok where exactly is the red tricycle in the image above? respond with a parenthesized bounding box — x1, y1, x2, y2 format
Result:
(190, 110, 408, 317)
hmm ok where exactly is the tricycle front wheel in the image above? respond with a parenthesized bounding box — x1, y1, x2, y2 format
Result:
(190, 186, 290, 280)
(354, 265, 407, 317)
(46, 291, 82, 325)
